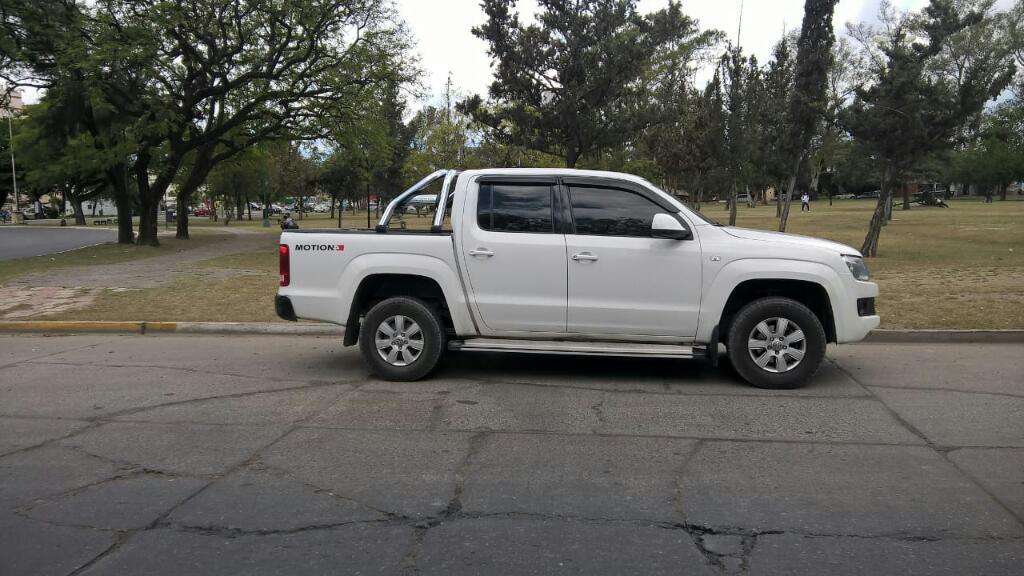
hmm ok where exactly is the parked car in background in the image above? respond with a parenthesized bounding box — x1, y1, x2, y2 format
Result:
(278, 168, 879, 389)
(22, 205, 59, 220)
(833, 193, 857, 200)
(856, 190, 880, 199)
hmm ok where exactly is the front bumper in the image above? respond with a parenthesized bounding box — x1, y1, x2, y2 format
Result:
(836, 281, 879, 343)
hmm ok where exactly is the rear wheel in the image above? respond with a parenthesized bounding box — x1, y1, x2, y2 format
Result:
(359, 297, 445, 381)
(726, 297, 826, 389)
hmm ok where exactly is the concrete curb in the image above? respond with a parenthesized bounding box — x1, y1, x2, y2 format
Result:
(174, 322, 343, 336)
(0, 321, 341, 336)
(0, 321, 1021, 342)
(863, 329, 1024, 343)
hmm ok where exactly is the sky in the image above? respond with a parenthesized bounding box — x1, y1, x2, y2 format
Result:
(19, 0, 1018, 107)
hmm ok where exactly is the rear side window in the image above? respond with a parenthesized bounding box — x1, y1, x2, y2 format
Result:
(477, 183, 554, 233)
(569, 185, 664, 237)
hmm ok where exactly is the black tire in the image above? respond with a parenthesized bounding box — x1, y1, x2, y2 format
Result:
(726, 297, 826, 389)
(359, 296, 445, 381)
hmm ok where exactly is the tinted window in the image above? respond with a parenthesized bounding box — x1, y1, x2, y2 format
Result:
(477, 183, 554, 233)
(569, 186, 663, 237)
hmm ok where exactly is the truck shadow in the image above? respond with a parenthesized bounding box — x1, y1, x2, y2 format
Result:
(437, 350, 749, 389)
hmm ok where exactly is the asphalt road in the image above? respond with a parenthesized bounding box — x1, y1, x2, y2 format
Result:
(1, 335, 1022, 575)
(0, 227, 116, 261)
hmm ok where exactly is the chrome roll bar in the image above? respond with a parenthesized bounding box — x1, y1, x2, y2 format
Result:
(376, 169, 448, 232)
(431, 170, 459, 232)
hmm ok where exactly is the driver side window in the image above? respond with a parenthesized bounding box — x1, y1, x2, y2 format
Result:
(568, 185, 663, 237)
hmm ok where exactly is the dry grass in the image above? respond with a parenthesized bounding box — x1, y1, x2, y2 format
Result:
(0, 233, 221, 286)
(723, 198, 1024, 329)
(30, 198, 1024, 329)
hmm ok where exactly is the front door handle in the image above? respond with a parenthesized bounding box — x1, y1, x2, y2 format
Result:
(469, 248, 494, 257)
(571, 252, 599, 262)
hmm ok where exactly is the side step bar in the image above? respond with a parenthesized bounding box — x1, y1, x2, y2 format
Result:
(449, 338, 704, 359)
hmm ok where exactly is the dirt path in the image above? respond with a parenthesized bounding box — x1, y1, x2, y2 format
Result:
(0, 229, 275, 319)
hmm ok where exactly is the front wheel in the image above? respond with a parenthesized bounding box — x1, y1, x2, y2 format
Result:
(726, 297, 826, 389)
(359, 297, 445, 381)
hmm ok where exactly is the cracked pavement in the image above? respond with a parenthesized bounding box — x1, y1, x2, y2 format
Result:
(0, 334, 1022, 575)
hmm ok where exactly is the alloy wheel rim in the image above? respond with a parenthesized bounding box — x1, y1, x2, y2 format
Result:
(747, 316, 806, 373)
(375, 315, 424, 367)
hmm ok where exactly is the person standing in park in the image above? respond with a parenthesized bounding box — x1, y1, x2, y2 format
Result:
(801, 192, 811, 212)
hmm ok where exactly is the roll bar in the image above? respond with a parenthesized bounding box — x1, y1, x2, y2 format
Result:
(431, 170, 459, 232)
(375, 169, 458, 233)
(376, 169, 447, 232)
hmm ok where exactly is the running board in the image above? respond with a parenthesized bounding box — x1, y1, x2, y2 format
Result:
(449, 338, 704, 359)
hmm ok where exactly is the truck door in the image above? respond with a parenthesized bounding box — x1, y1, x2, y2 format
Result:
(563, 181, 702, 338)
(459, 178, 568, 333)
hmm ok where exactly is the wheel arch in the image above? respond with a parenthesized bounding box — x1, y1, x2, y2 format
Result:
(338, 253, 476, 346)
(699, 260, 842, 344)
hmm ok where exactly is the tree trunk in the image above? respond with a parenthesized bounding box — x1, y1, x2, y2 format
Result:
(1000, 183, 1008, 201)
(174, 146, 216, 239)
(71, 198, 86, 226)
(366, 183, 372, 229)
(565, 146, 579, 169)
(728, 183, 738, 226)
(901, 183, 910, 211)
(775, 184, 782, 217)
(106, 163, 135, 244)
(860, 165, 893, 257)
(135, 152, 160, 246)
(778, 155, 801, 232)
(246, 193, 252, 220)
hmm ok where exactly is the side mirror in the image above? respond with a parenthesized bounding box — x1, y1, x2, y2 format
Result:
(651, 213, 691, 240)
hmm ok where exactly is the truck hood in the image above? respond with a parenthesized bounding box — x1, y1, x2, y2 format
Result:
(722, 227, 861, 256)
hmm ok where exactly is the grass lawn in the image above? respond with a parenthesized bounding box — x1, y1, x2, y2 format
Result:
(14, 198, 1024, 329)
(725, 198, 1024, 329)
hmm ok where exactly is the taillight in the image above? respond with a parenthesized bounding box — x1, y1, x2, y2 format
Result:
(279, 244, 290, 286)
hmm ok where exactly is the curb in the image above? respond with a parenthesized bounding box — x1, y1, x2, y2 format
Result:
(863, 329, 1024, 343)
(0, 321, 342, 336)
(0, 321, 1021, 342)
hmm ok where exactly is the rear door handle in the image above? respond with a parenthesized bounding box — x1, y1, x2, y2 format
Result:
(571, 252, 599, 262)
(469, 248, 494, 257)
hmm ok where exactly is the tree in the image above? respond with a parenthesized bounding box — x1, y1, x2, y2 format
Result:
(719, 48, 757, 225)
(778, 0, 839, 232)
(97, 0, 413, 243)
(842, 0, 1014, 256)
(950, 101, 1024, 200)
(754, 38, 797, 213)
(2, 0, 414, 244)
(12, 100, 109, 225)
(2, 1, 140, 243)
(462, 0, 714, 167)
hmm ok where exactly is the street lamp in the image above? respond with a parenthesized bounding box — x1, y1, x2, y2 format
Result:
(7, 113, 17, 223)
(1, 87, 19, 224)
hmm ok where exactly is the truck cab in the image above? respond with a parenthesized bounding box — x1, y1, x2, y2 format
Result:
(277, 168, 879, 389)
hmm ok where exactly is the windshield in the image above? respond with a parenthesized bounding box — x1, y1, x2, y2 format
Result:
(641, 179, 722, 226)
(688, 208, 722, 226)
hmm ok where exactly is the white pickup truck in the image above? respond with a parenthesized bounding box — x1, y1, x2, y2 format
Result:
(277, 169, 879, 389)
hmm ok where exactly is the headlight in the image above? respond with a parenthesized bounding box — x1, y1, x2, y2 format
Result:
(843, 255, 870, 281)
